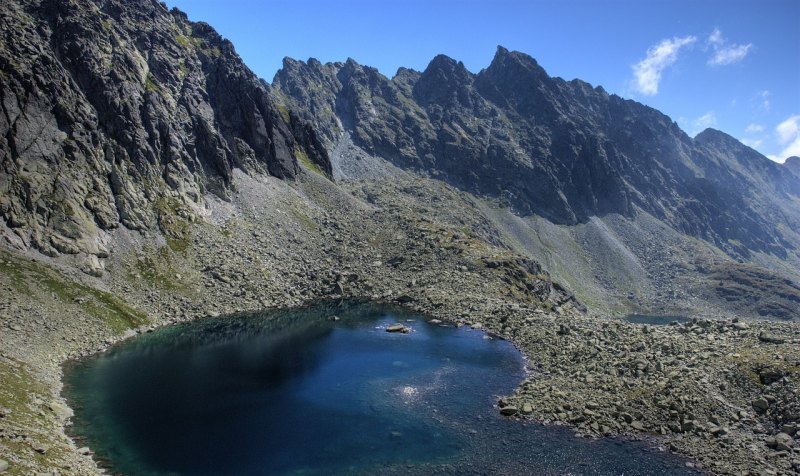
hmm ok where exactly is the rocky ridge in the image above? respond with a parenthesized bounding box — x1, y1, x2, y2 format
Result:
(274, 48, 800, 260)
(0, 0, 799, 475)
(274, 50, 800, 320)
(0, 0, 330, 265)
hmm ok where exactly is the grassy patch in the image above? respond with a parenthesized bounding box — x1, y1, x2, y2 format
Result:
(178, 60, 189, 80)
(144, 73, 165, 97)
(155, 197, 192, 252)
(0, 251, 148, 334)
(133, 248, 181, 291)
(290, 207, 318, 232)
(276, 103, 291, 124)
(0, 358, 60, 470)
(294, 147, 324, 176)
(173, 32, 194, 49)
(726, 347, 800, 386)
(39, 276, 147, 334)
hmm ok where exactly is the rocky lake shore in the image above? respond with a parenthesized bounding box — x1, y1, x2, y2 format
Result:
(1, 1, 799, 473)
(1, 169, 798, 476)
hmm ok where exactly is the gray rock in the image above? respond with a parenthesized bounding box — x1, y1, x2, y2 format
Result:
(499, 406, 519, 416)
(31, 442, 48, 454)
(752, 397, 769, 412)
(0, 460, 7, 472)
(758, 333, 785, 344)
(774, 433, 794, 451)
(48, 400, 73, 419)
(386, 324, 406, 333)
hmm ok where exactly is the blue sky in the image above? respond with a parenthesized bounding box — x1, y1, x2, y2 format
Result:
(167, 0, 800, 163)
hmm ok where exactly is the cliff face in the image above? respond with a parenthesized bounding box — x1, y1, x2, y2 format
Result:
(0, 0, 330, 261)
(274, 47, 800, 258)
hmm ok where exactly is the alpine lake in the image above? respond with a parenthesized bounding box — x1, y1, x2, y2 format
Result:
(63, 301, 703, 475)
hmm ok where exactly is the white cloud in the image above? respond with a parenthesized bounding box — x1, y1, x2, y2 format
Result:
(769, 115, 800, 162)
(745, 123, 764, 134)
(632, 36, 696, 95)
(752, 90, 771, 111)
(780, 138, 800, 159)
(706, 28, 753, 66)
(709, 44, 753, 66)
(776, 115, 800, 144)
(708, 28, 724, 46)
(740, 138, 763, 149)
(691, 111, 717, 134)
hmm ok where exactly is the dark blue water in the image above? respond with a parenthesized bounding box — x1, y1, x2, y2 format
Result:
(624, 314, 692, 326)
(64, 301, 702, 475)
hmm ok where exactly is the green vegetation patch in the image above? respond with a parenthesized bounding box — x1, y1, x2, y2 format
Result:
(290, 207, 318, 232)
(294, 146, 324, 176)
(133, 247, 182, 291)
(144, 73, 165, 97)
(276, 103, 292, 124)
(0, 251, 148, 334)
(0, 358, 63, 471)
(155, 197, 192, 252)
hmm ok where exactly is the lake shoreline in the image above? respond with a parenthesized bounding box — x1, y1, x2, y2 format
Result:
(1, 172, 798, 475)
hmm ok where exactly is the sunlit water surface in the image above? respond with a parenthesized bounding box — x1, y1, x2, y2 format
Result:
(65, 301, 702, 475)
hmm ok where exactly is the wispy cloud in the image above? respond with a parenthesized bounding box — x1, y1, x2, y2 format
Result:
(740, 138, 763, 149)
(768, 115, 800, 162)
(752, 90, 771, 111)
(690, 111, 717, 135)
(707, 28, 752, 66)
(745, 123, 764, 134)
(632, 36, 696, 95)
(777, 115, 800, 144)
(741, 123, 766, 153)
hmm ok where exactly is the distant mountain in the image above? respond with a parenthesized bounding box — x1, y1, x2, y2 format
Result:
(0, 0, 329, 258)
(274, 47, 800, 259)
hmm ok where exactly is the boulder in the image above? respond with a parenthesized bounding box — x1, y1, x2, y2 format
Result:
(752, 397, 769, 412)
(48, 400, 73, 419)
(499, 406, 519, 416)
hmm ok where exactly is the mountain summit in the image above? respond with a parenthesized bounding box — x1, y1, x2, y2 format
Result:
(274, 47, 800, 259)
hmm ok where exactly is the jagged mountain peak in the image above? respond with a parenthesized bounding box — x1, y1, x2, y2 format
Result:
(275, 48, 800, 259)
(694, 127, 737, 143)
(482, 45, 549, 80)
(423, 54, 470, 74)
(784, 156, 800, 177)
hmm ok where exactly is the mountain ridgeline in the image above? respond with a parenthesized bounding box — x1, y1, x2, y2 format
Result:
(1, 0, 798, 318)
(0, 0, 330, 261)
(273, 48, 800, 259)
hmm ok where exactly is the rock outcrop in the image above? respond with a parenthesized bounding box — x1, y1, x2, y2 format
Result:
(785, 156, 800, 179)
(0, 0, 330, 262)
(274, 47, 800, 259)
